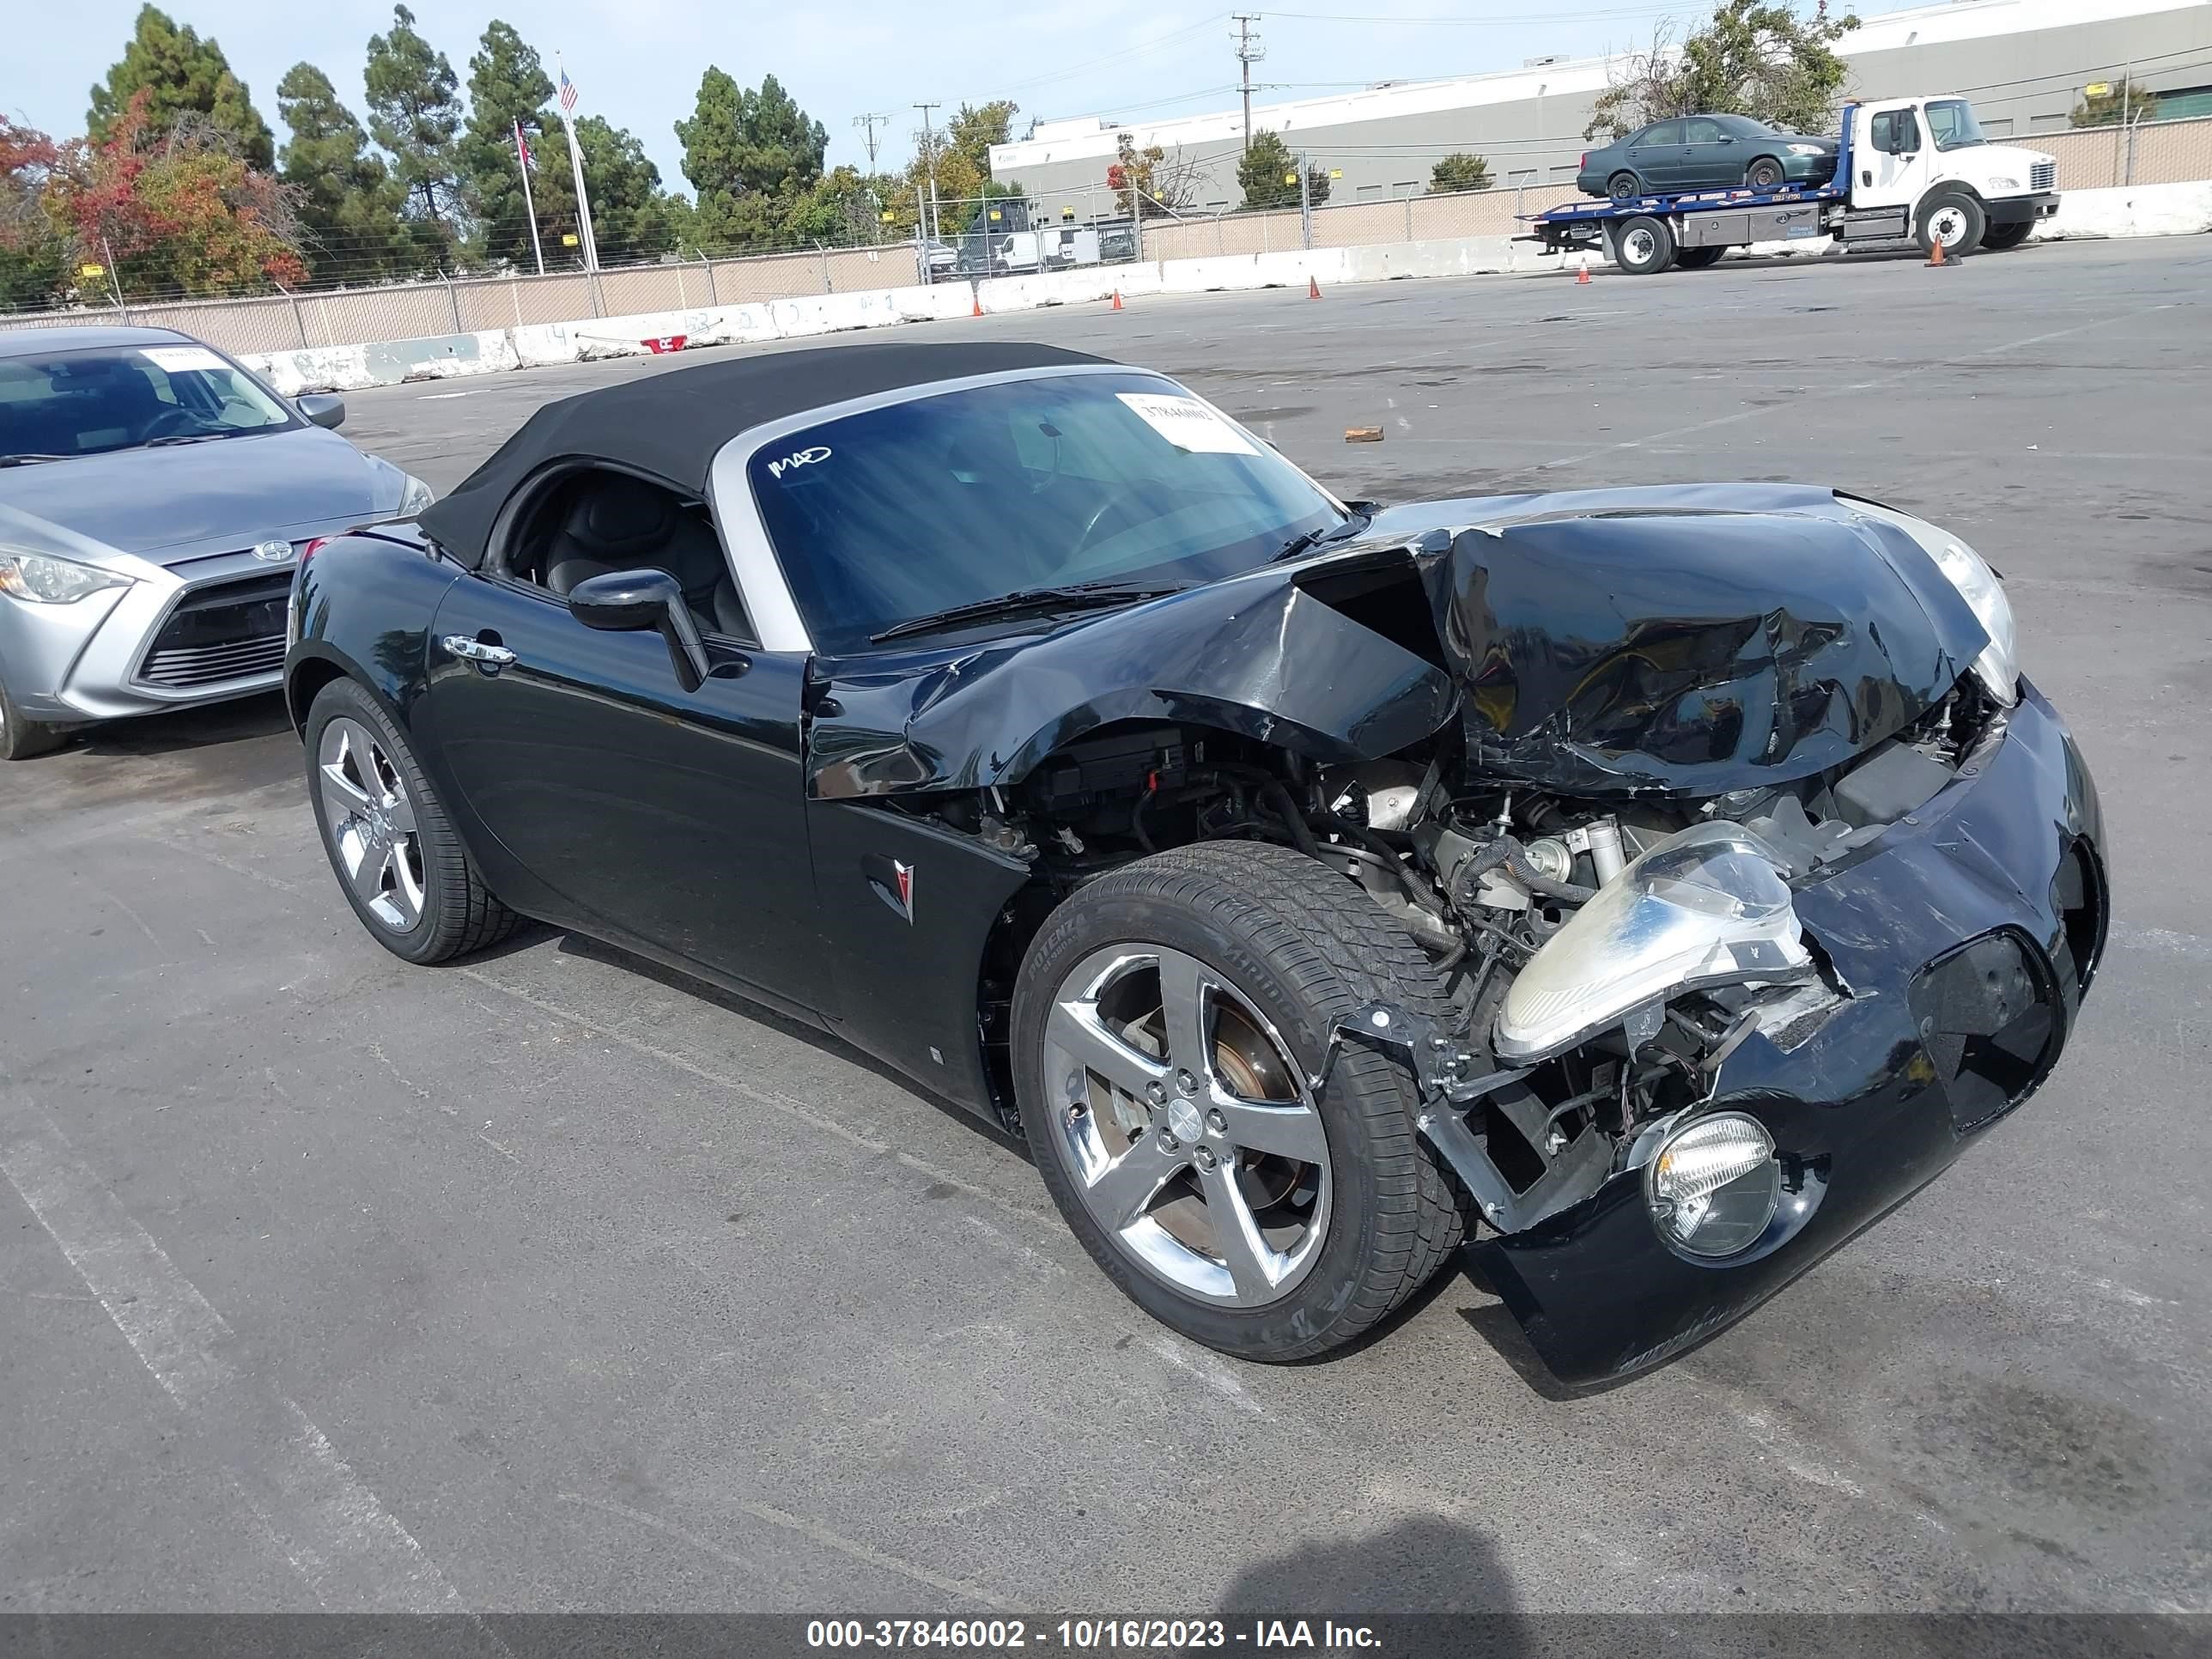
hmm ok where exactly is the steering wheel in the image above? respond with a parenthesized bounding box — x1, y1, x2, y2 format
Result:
(140, 408, 203, 441)
(1072, 489, 1150, 558)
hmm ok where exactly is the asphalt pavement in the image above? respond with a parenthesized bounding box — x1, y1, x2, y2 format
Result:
(3, 236, 2209, 1617)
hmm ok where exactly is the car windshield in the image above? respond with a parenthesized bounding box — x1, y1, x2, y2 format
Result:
(1926, 100, 1987, 150)
(746, 371, 1344, 652)
(0, 343, 297, 462)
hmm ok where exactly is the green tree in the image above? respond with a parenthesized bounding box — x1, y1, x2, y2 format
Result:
(1586, 2, 1860, 140)
(945, 100, 1018, 176)
(88, 5, 276, 170)
(2071, 76, 2160, 128)
(1429, 152, 1492, 192)
(676, 68, 827, 228)
(459, 21, 556, 266)
(365, 3, 465, 236)
(276, 64, 416, 282)
(532, 116, 679, 263)
(1237, 131, 1327, 210)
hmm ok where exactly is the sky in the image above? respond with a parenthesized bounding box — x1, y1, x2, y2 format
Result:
(8, 1, 1929, 194)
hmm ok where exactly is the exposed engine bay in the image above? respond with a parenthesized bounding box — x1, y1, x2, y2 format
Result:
(933, 665, 2002, 1236)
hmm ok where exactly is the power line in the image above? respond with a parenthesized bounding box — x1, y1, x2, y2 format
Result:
(852, 112, 890, 171)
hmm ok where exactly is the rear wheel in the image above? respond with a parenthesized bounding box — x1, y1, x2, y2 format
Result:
(305, 678, 520, 964)
(0, 679, 67, 762)
(1917, 191, 1985, 258)
(1607, 171, 1642, 203)
(1745, 156, 1785, 190)
(1675, 245, 1726, 270)
(1980, 221, 2032, 252)
(1611, 214, 1676, 276)
(1013, 842, 1466, 1361)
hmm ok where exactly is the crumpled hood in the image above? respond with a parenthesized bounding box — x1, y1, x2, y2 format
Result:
(0, 425, 398, 566)
(805, 483, 1990, 801)
(1399, 482, 1990, 795)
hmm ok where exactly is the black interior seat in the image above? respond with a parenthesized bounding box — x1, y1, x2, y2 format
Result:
(541, 474, 749, 638)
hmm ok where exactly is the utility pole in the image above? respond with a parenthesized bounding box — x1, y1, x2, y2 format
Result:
(853, 112, 889, 172)
(1233, 15, 1265, 151)
(1297, 149, 1313, 249)
(914, 101, 942, 250)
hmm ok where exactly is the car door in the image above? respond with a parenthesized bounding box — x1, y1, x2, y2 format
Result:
(1856, 100, 1928, 210)
(1679, 117, 1736, 189)
(424, 568, 830, 1019)
(1628, 120, 1686, 189)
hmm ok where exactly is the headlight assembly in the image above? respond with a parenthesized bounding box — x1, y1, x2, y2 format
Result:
(0, 550, 132, 605)
(1850, 500, 2019, 706)
(1988, 175, 2020, 191)
(1645, 1112, 1780, 1257)
(1493, 823, 1814, 1065)
(398, 474, 436, 517)
(1785, 144, 1826, 157)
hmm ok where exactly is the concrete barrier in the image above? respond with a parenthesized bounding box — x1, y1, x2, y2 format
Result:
(2034, 179, 2212, 240)
(240, 189, 2209, 393)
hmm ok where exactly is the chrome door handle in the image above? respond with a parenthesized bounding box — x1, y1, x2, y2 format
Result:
(441, 635, 516, 665)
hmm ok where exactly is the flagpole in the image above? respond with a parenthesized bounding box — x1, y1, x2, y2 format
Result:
(515, 119, 546, 276)
(557, 55, 601, 274)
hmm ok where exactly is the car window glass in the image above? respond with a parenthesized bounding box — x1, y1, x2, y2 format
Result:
(747, 373, 1340, 653)
(1633, 121, 1682, 148)
(1926, 100, 1985, 150)
(1684, 118, 1728, 143)
(0, 345, 297, 459)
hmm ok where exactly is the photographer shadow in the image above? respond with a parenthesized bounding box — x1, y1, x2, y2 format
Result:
(1218, 1513, 1528, 1657)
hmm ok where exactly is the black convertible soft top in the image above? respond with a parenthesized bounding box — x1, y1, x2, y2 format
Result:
(416, 340, 1108, 568)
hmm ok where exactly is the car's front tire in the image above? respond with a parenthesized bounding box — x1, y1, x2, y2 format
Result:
(1917, 191, 1986, 257)
(1610, 213, 1677, 275)
(1012, 842, 1467, 1362)
(1746, 156, 1785, 190)
(0, 680, 68, 761)
(305, 678, 519, 964)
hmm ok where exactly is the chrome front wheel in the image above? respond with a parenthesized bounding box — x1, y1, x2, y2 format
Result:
(1042, 944, 1331, 1307)
(318, 715, 425, 932)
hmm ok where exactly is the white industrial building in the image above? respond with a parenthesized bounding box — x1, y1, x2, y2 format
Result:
(988, 0, 2212, 212)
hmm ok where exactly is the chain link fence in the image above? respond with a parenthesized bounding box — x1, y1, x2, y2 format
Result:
(6, 118, 2207, 357)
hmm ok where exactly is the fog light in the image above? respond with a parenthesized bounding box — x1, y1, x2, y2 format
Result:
(1645, 1113, 1778, 1258)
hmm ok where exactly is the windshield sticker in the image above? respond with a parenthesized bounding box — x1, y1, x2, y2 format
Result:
(141, 346, 227, 374)
(1115, 392, 1259, 455)
(768, 444, 832, 479)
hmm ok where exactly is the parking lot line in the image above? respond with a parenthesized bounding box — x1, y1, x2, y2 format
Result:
(0, 1121, 477, 1617)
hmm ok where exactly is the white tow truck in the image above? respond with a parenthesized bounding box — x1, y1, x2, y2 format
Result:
(1530, 94, 2061, 274)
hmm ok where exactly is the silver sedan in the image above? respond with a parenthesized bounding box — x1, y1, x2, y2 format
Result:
(0, 325, 432, 759)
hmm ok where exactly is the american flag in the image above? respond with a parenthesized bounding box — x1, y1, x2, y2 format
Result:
(513, 119, 533, 167)
(559, 70, 579, 114)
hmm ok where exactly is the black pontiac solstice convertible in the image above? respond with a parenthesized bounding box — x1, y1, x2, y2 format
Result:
(285, 342, 2105, 1384)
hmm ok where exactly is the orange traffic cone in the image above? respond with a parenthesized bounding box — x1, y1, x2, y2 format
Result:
(1110, 289, 1123, 310)
(1576, 252, 1592, 285)
(1308, 275, 1322, 300)
(972, 291, 985, 317)
(1926, 236, 1947, 268)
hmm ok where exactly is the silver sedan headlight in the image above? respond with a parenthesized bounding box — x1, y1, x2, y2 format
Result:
(1494, 823, 1814, 1065)
(399, 473, 436, 517)
(0, 550, 133, 605)
(1851, 501, 2019, 706)
(1785, 143, 1826, 157)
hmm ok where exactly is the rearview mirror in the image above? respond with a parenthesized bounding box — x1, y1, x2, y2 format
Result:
(568, 568, 711, 692)
(298, 393, 346, 429)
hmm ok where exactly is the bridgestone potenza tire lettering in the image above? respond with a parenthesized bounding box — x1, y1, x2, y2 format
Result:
(1012, 842, 1467, 1361)
(305, 678, 520, 964)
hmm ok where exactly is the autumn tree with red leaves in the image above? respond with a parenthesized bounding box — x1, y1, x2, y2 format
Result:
(21, 89, 306, 304)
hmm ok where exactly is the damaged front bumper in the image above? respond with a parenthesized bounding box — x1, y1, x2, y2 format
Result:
(1469, 682, 2106, 1385)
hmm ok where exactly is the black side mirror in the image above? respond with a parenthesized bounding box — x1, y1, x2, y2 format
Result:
(298, 393, 346, 429)
(568, 568, 712, 692)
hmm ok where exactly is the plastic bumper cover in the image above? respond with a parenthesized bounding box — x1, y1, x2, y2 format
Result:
(1472, 683, 2105, 1385)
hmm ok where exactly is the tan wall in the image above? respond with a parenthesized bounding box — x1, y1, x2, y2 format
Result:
(6, 118, 2208, 356)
